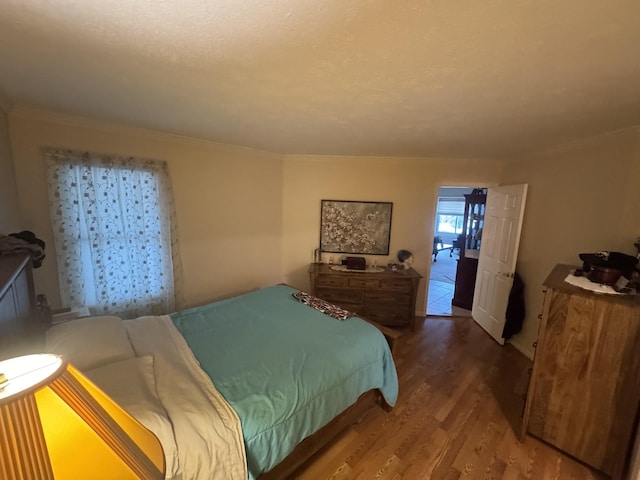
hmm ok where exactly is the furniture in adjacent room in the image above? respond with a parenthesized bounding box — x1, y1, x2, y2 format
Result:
(0, 253, 39, 360)
(432, 236, 454, 261)
(451, 233, 464, 256)
(308, 263, 422, 330)
(522, 264, 640, 479)
(452, 188, 486, 310)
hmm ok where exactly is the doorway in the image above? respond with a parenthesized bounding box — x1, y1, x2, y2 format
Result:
(426, 186, 473, 316)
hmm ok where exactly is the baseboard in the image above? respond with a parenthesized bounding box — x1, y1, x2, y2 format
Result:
(508, 337, 534, 360)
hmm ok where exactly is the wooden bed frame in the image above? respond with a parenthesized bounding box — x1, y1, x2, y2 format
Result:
(260, 389, 386, 479)
(261, 314, 400, 479)
(1, 254, 400, 479)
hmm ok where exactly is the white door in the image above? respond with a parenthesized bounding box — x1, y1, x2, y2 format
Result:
(472, 184, 528, 344)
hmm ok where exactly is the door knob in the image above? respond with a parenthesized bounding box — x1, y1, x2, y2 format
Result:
(499, 272, 515, 278)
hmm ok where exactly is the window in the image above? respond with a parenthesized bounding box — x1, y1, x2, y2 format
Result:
(45, 149, 178, 318)
(436, 197, 465, 235)
(437, 214, 464, 234)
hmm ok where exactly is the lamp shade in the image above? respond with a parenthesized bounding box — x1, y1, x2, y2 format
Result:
(0, 354, 165, 480)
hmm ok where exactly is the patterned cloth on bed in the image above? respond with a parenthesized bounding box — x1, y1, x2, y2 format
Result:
(292, 290, 356, 320)
(170, 284, 398, 479)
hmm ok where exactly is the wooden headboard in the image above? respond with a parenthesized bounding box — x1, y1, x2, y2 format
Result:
(0, 253, 39, 360)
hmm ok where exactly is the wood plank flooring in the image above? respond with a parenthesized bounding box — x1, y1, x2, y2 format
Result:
(295, 316, 606, 480)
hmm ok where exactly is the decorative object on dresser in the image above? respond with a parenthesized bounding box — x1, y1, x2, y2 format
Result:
(308, 263, 422, 330)
(452, 188, 486, 310)
(578, 250, 638, 286)
(397, 249, 414, 269)
(319, 200, 393, 255)
(342, 256, 366, 270)
(522, 264, 640, 479)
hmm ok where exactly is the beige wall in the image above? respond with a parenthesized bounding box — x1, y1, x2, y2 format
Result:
(9, 104, 639, 363)
(8, 107, 284, 309)
(501, 128, 640, 358)
(281, 155, 505, 314)
(0, 106, 21, 233)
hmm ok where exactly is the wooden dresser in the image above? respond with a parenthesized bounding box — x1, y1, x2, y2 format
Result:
(0, 254, 39, 360)
(522, 264, 640, 478)
(308, 263, 422, 330)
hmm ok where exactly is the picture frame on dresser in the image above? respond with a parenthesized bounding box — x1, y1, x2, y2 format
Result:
(320, 200, 393, 255)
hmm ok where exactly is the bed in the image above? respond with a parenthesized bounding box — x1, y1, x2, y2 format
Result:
(40, 283, 400, 479)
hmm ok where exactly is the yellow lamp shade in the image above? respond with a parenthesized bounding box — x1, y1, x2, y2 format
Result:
(0, 354, 165, 480)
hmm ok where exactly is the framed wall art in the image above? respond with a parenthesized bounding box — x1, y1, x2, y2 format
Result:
(319, 200, 393, 255)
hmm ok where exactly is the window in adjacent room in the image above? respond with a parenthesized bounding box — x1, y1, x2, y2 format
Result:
(435, 197, 465, 234)
(45, 149, 179, 318)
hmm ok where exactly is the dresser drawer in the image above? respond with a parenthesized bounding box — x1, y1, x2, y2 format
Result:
(316, 275, 348, 288)
(316, 287, 362, 305)
(365, 290, 411, 305)
(348, 277, 381, 289)
(380, 278, 412, 291)
(362, 305, 412, 326)
(308, 264, 422, 331)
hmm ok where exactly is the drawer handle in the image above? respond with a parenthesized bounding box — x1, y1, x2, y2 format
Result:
(532, 341, 537, 348)
(537, 314, 542, 320)
(528, 367, 533, 375)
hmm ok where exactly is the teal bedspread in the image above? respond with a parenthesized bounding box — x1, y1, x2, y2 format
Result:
(170, 284, 399, 479)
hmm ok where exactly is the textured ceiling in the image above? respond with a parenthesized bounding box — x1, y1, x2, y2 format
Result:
(1, 0, 640, 158)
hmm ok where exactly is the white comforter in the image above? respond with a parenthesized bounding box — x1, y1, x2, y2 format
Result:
(124, 315, 247, 480)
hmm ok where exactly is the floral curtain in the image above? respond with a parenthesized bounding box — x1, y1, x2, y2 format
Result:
(44, 148, 181, 319)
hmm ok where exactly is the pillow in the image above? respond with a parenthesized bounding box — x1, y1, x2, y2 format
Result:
(85, 356, 179, 479)
(45, 316, 135, 370)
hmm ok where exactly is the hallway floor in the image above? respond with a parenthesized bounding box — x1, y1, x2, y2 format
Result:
(426, 249, 471, 316)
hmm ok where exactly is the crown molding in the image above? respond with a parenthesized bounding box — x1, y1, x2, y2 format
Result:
(515, 126, 640, 160)
(9, 105, 282, 158)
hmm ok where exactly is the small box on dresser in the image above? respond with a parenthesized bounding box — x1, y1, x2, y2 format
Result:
(308, 263, 422, 330)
